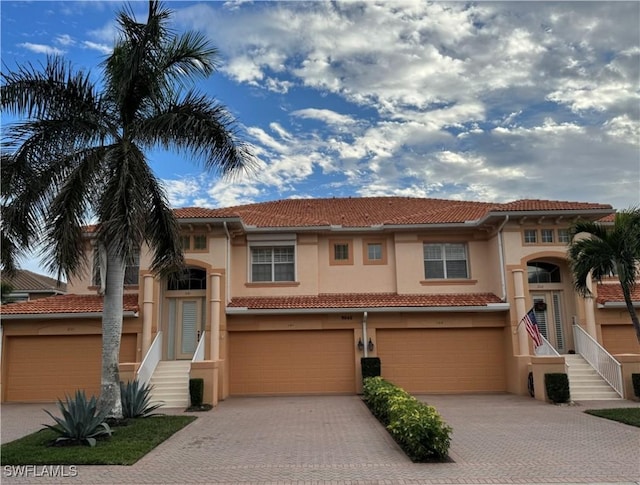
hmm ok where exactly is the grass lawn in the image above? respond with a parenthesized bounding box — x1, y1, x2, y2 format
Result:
(1, 415, 196, 465)
(585, 408, 640, 428)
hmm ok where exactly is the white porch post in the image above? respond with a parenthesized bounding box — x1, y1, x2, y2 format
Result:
(142, 274, 155, 357)
(512, 269, 530, 354)
(210, 273, 221, 405)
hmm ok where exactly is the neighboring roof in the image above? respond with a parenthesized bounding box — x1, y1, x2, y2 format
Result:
(1, 269, 67, 294)
(596, 284, 640, 305)
(175, 197, 613, 228)
(228, 292, 504, 311)
(0, 293, 139, 316)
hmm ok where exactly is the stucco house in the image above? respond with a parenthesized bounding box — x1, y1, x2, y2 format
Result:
(1, 197, 639, 405)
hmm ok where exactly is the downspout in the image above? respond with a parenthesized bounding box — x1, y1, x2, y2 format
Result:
(223, 222, 231, 304)
(497, 215, 509, 301)
(362, 311, 368, 358)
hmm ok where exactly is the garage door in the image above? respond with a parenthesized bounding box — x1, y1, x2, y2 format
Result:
(229, 330, 355, 395)
(377, 328, 506, 393)
(5, 334, 137, 402)
(602, 325, 640, 355)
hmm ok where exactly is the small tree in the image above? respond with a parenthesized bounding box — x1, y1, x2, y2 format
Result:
(568, 208, 640, 343)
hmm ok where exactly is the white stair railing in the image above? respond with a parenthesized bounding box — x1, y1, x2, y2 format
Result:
(136, 331, 163, 386)
(572, 324, 624, 398)
(535, 334, 560, 356)
(191, 331, 206, 363)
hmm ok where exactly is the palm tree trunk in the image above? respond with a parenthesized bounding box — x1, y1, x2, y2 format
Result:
(97, 243, 125, 418)
(621, 286, 640, 344)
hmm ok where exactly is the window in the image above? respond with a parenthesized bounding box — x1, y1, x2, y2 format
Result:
(193, 234, 207, 250)
(423, 243, 468, 279)
(558, 229, 570, 243)
(168, 267, 207, 290)
(527, 262, 561, 284)
(541, 229, 554, 243)
(251, 246, 295, 282)
(180, 235, 191, 250)
(363, 238, 387, 265)
(329, 239, 353, 265)
(524, 230, 537, 244)
(92, 247, 140, 286)
(181, 233, 207, 252)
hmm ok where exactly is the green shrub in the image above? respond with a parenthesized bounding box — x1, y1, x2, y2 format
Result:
(361, 357, 381, 380)
(120, 380, 163, 418)
(362, 377, 452, 462)
(632, 374, 640, 399)
(189, 378, 204, 407)
(545, 373, 570, 403)
(42, 390, 112, 447)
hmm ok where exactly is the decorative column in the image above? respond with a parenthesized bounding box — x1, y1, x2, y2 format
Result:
(512, 269, 530, 355)
(584, 273, 597, 338)
(142, 274, 155, 357)
(209, 273, 221, 405)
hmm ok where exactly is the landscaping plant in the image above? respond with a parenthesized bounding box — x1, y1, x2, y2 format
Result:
(120, 380, 163, 419)
(632, 373, 640, 399)
(362, 377, 452, 462)
(189, 378, 204, 407)
(545, 373, 570, 404)
(42, 390, 112, 447)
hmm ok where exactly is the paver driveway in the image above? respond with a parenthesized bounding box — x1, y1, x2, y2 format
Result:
(2, 394, 639, 484)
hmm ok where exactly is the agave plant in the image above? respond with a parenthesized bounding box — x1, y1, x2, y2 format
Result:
(42, 390, 112, 447)
(120, 380, 164, 419)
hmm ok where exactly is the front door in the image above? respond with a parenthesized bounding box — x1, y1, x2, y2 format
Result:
(166, 297, 203, 360)
(531, 292, 567, 353)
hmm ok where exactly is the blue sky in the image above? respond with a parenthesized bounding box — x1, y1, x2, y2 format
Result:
(2, 1, 639, 274)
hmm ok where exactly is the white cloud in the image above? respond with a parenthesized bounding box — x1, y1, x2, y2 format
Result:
(82, 41, 112, 54)
(55, 34, 75, 46)
(292, 108, 356, 127)
(18, 42, 64, 55)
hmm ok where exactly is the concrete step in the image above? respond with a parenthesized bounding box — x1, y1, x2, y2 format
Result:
(148, 361, 191, 409)
(565, 354, 622, 401)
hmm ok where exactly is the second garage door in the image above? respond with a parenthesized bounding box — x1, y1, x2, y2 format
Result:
(5, 334, 137, 402)
(601, 324, 640, 354)
(377, 328, 506, 393)
(229, 330, 355, 395)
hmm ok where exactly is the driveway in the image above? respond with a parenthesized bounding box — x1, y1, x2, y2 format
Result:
(2, 394, 639, 484)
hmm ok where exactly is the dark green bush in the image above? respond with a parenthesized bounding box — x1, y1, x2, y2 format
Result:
(362, 377, 452, 462)
(42, 390, 112, 447)
(361, 357, 381, 380)
(545, 373, 570, 403)
(632, 373, 640, 399)
(189, 378, 204, 407)
(120, 380, 163, 418)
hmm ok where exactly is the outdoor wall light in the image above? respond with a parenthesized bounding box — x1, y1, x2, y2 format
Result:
(357, 338, 364, 351)
(367, 338, 375, 352)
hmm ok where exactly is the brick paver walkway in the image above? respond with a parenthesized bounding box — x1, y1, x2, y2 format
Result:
(2, 394, 639, 484)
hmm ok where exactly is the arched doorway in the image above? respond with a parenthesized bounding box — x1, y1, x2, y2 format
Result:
(164, 267, 207, 360)
(527, 260, 573, 353)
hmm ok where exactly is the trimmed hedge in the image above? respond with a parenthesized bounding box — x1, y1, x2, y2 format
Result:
(189, 378, 204, 407)
(361, 357, 381, 380)
(632, 373, 640, 399)
(545, 373, 570, 404)
(362, 377, 452, 462)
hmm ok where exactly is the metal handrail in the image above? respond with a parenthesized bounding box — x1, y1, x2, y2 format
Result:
(572, 324, 624, 398)
(191, 331, 206, 363)
(535, 334, 560, 356)
(136, 331, 163, 386)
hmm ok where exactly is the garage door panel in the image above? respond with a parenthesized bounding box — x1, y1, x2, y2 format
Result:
(5, 334, 137, 402)
(602, 325, 640, 354)
(378, 328, 506, 393)
(229, 330, 355, 395)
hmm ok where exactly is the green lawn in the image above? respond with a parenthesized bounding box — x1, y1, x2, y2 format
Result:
(1, 415, 196, 465)
(585, 408, 640, 428)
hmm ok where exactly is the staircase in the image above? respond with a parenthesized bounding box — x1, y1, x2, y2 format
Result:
(149, 361, 191, 409)
(565, 354, 621, 401)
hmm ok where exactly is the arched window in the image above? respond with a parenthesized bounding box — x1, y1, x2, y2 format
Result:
(527, 262, 561, 284)
(167, 267, 207, 291)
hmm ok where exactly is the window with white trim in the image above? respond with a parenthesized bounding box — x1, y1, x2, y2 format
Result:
(251, 246, 295, 282)
(524, 229, 537, 244)
(541, 229, 554, 243)
(557, 229, 570, 243)
(423, 243, 468, 279)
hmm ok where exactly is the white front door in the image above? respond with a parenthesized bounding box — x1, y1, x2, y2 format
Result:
(531, 292, 567, 353)
(176, 299, 201, 360)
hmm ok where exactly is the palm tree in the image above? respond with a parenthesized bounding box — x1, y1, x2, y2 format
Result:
(1, 1, 253, 417)
(568, 208, 640, 344)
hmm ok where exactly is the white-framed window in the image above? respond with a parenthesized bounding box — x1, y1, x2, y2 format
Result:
(557, 229, 570, 243)
(250, 246, 295, 282)
(524, 229, 537, 244)
(423, 243, 468, 279)
(367, 243, 382, 261)
(334, 243, 350, 261)
(541, 229, 554, 243)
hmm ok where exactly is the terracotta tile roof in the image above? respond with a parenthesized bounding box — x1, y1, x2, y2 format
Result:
(596, 284, 640, 305)
(598, 214, 616, 223)
(228, 292, 504, 310)
(493, 199, 612, 212)
(0, 293, 139, 315)
(1, 269, 67, 293)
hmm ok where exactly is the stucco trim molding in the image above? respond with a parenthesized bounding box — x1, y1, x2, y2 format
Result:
(227, 303, 510, 315)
